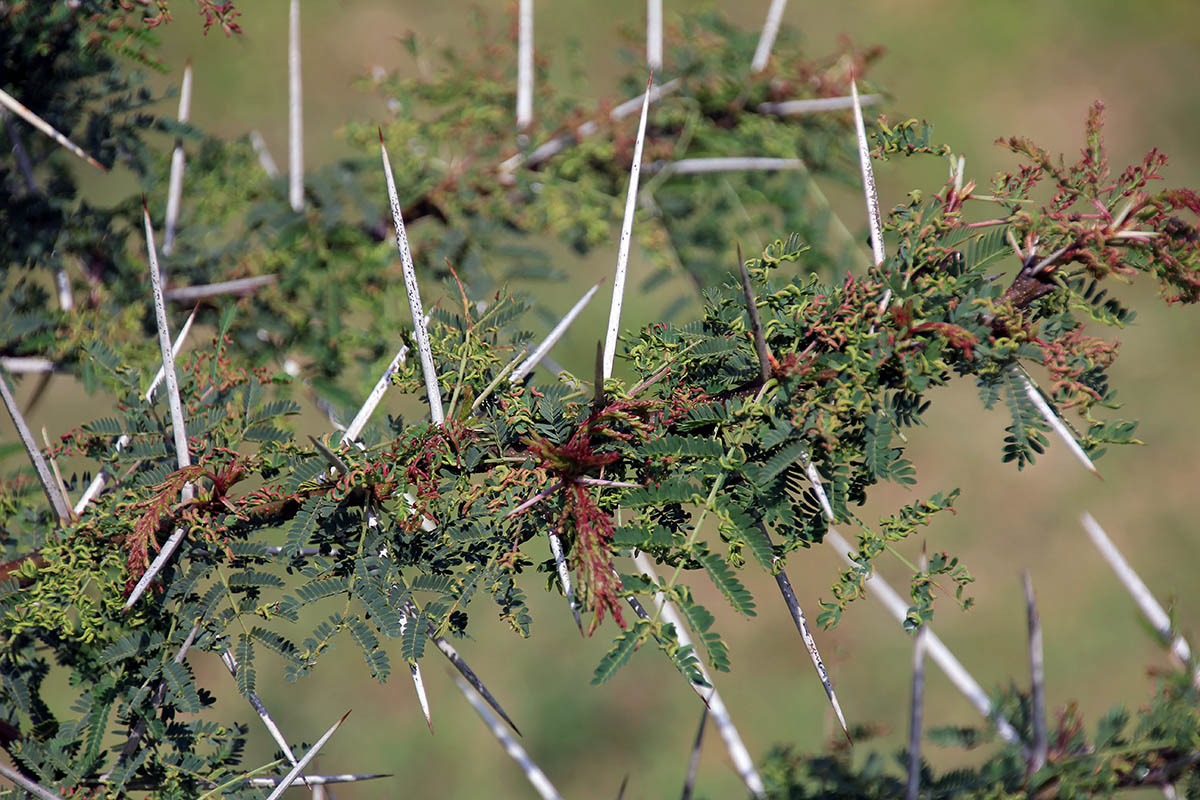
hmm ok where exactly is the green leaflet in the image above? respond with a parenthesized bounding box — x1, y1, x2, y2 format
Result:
(697, 547, 756, 617)
(639, 435, 725, 460)
(592, 621, 649, 684)
(283, 496, 336, 557)
(163, 660, 203, 713)
(347, 616, 390, 681)
(671, 587, 731, 672)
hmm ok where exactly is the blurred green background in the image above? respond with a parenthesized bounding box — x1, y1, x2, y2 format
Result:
(6, 1, 1200, 797)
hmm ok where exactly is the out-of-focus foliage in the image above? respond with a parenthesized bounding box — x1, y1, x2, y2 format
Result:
(2, 3, 1199, 798)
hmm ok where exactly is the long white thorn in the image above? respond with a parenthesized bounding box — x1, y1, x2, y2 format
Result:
(0, 368, 71, 522)
(905, 552, 929, 800)
(758, 524, 850, 740)
(288, 0, 304, 212)
(0, 763, 65, 800)
(824, 529, 1021, 745)
(751, 0, 787, 72)
(850, 79, 885, 269)
(1015, 365, 1100, 477)
(163, 60, 193, 256)
(220, 650, 306, 777)
(342, 346, 408, 445)
(634, 553, 767, 798)
(454, 678, 564, 800)
(251, 130, 281, 178)
(602, 73, 653, 380)
(264, 711, 352, 800)
(517, 0, 533, 130)
(380, 135, 444, 425)
(74, 308, 197, 515)
(430, 626, 522, 735)
(144, 205, 192, 487)
(757, 94, 882, 116)
(511, 281, 602, 383)
(398, 600, 434, 733)
(247, 774, 390, 788)
(125, 206, 194, 611)
(646, 0, 662, 70)
(1081, 513, 1196, 676)
(548, 532, 583, 633)
(648, 157, 805, 176)
(1022, 571, 1047, 773)
(0, 86, 105, 171)
(165, 275, 277, 302)
(806, 459, 835, 521)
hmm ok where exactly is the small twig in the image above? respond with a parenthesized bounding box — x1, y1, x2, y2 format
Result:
(163, 60, 193, 256)
(264, 711, 352, 800)
(1, 106, 38, 191)
(0, 367, 72, 522)
(471, 347, 526, 411)
(1023, 570, 1047, 773)
(380, 132, 444, 425)
(288, 0, 304, 212)
(454, 677, 564, 800)
(750, 0, 787, 72)
(0, 85, 105, 171)
(40, 427, 71, 517)
(603, 72, 653, 380)
(679, 707, 707, 800)
(506, 481, 564, 518)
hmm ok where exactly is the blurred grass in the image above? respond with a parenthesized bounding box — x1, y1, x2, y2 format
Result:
(4, 1, 1200, 797)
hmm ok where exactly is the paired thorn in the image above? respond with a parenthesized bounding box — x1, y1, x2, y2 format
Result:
(263, 711, 352, 800)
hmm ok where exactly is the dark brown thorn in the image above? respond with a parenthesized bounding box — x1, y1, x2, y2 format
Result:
(737, 244, 773, 384)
